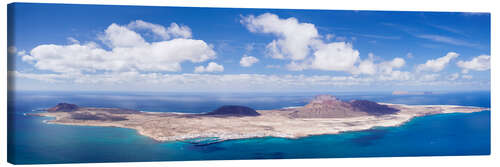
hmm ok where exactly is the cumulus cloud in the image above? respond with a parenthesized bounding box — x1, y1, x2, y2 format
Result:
(375, 57, 410, 81)
(389, 58, 406, 68)
(311, 42, 360, 72)
(165, 23, 193, 39)
(241, 13, 361, 73)
(456, 55, 490, 73)
(17, 50, 27, 56)
(194, 62, 224, 73)
(325, 34, 335, 41)
(417, 52, 459, 72)
(337, 52, 408, 80)
(356, 54, 377, 75)
(265, 40, 285, 59)
(128, 20, 192, 40)
(240, 55, 259, 67)
(378, 57, 405, 73)
(100, 23, 147, 48)
(241, 13, 409, 76)
(241, 13, 319, 60)
(21, 21, 216, 74)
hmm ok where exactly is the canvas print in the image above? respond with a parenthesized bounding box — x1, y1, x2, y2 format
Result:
(7, 3, 491, 164)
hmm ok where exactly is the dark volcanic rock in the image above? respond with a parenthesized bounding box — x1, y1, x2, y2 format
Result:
(47, 103, 79, 112)
(350, 100, 399, 116)
(204, 105, 260, 117)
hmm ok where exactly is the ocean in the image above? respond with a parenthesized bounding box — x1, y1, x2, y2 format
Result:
(7, 91, 491, 164)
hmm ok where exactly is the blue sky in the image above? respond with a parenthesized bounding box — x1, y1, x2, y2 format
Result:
(7, 3, 491, 92)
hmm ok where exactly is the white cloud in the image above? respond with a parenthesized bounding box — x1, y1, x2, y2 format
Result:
(265, 40, 285, 59)
(15, 70, 486, 92)
(240, 55, 259, 67)
(241, 13, 409, 76)
(241, 13, 319, 60)
(325, 34, 335, 41)
(462, 75, 473, 79)
(417, 52, 459, 72)
(390, 58, 406, 68)
(375, 57, 409, 80)
(311, 42, 360, 72)
(379, 57, 405, 74)
(100, 23, 147, 48)
(17, 50, 27, 56)
(22, 22, 216, 74)
(456, 55, 490, 73)
(194, 62, 224, 73)
(127, 20, 192, 40)
(10, 71, 68, 83)
(357, 58, 377, 75)
(381, 70, 411, 81)
(67, 37, 80, 44)
(343, 52, 407, 78)
(166, 23, 192, 39)
(420, 74, 440, 81)
(286, 61, 310, 71)
(448, 73, 460, 80)
(245, 43, 255, 52)
(9, 71, 378, 91)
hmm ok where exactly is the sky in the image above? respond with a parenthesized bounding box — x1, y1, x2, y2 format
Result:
(7, 3, 491, 92)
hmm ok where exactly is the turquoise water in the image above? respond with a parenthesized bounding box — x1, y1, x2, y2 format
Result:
(7, 91, 490, 164)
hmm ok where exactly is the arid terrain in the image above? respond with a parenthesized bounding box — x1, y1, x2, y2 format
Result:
(27, 95, 488, 143)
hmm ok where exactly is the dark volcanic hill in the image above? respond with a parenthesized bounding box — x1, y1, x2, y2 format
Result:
(288, 95, 399, 118)
(204, 105, 260, 117)
(350, 100, 399, 116)
(46, 103, 79, 112)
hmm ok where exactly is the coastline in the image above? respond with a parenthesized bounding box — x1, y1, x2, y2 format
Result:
(27, 102, 489, 143)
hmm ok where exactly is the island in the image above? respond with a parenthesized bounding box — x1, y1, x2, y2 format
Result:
(27, 95, 488, 143)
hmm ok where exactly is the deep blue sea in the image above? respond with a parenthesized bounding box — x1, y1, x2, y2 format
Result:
(7, 91, 491, 164)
